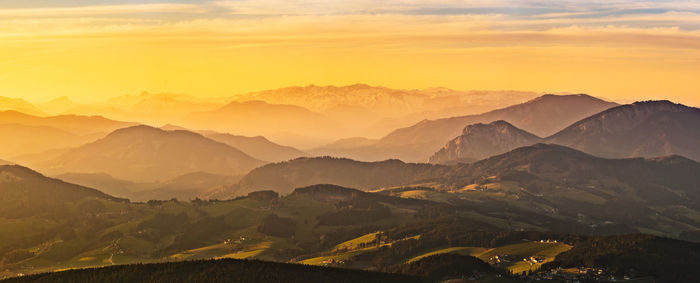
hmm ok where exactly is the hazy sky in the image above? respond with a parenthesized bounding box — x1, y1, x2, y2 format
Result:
(1, 0, 699, 105)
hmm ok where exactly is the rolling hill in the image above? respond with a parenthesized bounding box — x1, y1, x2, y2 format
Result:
(230, 157, 447, 197)
(0, 258, 423, 283)
(429, 120, 543, 164)
(314, 94, 617, 162)
(36, 125, 265, 182)
(0, 165, 124, 219)
(548, 100, 700, 161)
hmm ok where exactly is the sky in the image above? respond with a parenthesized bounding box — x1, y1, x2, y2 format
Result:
(1, 0, 699, 106)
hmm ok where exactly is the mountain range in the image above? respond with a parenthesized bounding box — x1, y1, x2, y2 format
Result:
(312, 94, 618, 162)
(431, 100, 700, 163)
(0, 97, 45, 116)
(0, 111, 136, 157)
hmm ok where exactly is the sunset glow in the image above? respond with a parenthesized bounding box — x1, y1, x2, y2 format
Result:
(1, 0, 699, 105)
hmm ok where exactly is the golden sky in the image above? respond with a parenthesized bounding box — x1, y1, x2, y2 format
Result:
(1, 1, 700, 106)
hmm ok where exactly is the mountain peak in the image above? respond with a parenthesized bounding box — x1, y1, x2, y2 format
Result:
(430, 120, 542, 164)
(45, 125, 265, 182)
(526, 93, 607, 104)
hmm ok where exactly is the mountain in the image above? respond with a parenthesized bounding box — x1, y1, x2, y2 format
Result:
(204, 133, 307, 162)
(186, 100, 338, 148)
(37, 125, 266, 182)
(0, 165, 124, 218)
(229, 84, 538, 138)
(0, 158, 13, 165)
(547, 100, 700, 161)
(0, 124, 98, 158)
(42, 92, 224, 125)
(0, 110, 135, 135)
(159, 125, 307, 162)
(229, 157, 447, 197)
(0, 109, 132, 158)
(314, 94, 617, 162)
(429, 120, 543, 164)
(0, 97, 45, 116)
(37, 96, 81, 115)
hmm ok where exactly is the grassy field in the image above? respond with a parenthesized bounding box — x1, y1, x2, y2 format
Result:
(406, 246, 488, 263)
(477, 241, 572, 274)
(332, 232, 380, 251)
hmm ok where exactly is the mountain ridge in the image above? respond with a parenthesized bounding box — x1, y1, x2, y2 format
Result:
(36, 125, 266, 182)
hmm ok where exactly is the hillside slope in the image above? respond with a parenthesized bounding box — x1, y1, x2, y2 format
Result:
(0, 258, 423, 283)
(548, 100, 700, 161)
(230, 157, 447, 197)
(0, 165, 124, 218)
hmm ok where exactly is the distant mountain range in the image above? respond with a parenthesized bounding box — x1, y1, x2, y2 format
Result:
(0, 97, 45, 116)
(312, 94, 618, 162)
(33, 125, 265, 182)
(0, 110, 136, 157)
(185, 100, 339, 148)
(229, 84, 537, 138)
(431, 100, 700, 163)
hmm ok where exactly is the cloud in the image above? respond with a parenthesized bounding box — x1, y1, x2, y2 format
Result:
(0, 3, 206, 18)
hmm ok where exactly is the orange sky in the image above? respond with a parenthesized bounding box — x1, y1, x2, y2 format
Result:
(1, 1, 699, 106)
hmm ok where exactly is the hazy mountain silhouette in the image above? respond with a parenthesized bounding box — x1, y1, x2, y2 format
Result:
(314, 94, 617, 161)
(429, 120, 543, 164)
(186, 100, 339, 148)
(230, 84, 537, 138)
(0, 97, 45, 116)
(0, 110, 136, 135)
(547, 100, 700, 161)
(40, 92, 223, 125)
(0, 124, 99, 158)
(205, 133, 307, 162)
(0, 111, 136, 157)
(38, 125, 265, 182)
